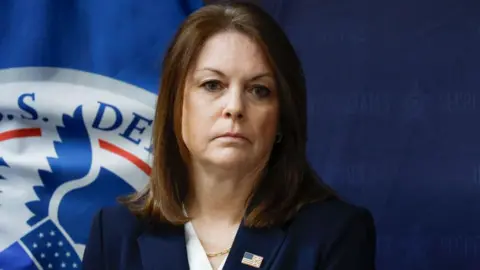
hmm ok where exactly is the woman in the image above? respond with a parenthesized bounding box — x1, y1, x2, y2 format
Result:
(83, 2, 376, 270)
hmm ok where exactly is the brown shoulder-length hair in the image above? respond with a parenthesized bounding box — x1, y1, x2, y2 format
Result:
(121, 2, 338, 228)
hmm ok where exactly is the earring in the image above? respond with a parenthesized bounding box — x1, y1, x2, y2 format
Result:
(275, 133, 283, 143)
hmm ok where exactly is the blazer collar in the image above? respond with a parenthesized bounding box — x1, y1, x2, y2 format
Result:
(137, 220, 285, 270)
(223, 222, 285, 269)
(137, 222, 189, 270)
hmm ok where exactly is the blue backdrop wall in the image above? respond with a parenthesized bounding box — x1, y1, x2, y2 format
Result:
(0, 0, 478, 269)
(261, 0, 480, 269)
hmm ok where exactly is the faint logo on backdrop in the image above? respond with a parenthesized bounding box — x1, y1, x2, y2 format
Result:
(0, 68, 155, 269)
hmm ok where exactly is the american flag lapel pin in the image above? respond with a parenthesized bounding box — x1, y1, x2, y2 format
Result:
(241, 252, 263, 268)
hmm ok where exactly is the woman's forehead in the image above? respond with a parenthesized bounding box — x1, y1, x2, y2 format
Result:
(192, 31, 272, 77)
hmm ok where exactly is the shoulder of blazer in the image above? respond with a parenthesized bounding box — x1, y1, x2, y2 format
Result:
(288, 199, 376, 247)
(93, 203, 148, 243)
(83, 204, 148, 269)
(294, 199, 373, 225)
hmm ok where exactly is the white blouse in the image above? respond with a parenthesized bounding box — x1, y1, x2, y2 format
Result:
(185, 221, 228, 270)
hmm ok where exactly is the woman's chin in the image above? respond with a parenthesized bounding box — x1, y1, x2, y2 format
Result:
(207, 151, 251, 169)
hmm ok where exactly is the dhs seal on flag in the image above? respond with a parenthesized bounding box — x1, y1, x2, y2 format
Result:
(0, 67, 155, 269)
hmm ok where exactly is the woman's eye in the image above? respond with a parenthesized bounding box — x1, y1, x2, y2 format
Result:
(251, 85, 271, 98)
(201, 80, 223, 92)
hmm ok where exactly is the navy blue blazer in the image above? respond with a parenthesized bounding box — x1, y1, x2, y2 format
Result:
(82, 199, 376, 269)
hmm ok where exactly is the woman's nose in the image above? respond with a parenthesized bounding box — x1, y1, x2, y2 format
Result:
(222, 87, 244, 120)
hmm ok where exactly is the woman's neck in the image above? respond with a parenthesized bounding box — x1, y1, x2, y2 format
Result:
(184, 161, 261, 225)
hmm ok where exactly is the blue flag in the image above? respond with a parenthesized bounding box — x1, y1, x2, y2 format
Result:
(0, 0, 203, 269)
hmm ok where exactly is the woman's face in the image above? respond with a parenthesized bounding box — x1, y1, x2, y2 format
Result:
(181, 31, 279, 172)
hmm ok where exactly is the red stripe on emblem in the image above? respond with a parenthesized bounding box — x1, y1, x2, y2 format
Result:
(0, 128, 42, 142)
(99, 139, 151, 175)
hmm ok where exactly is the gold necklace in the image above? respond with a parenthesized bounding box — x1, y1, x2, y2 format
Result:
(206, 247, 231, 258)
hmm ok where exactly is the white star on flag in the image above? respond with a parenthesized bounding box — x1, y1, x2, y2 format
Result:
(9, 219, 83, 270)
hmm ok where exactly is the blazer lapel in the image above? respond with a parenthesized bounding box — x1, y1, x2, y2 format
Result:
(137, 222, 189, 270)
(223, 223, 285, 270)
